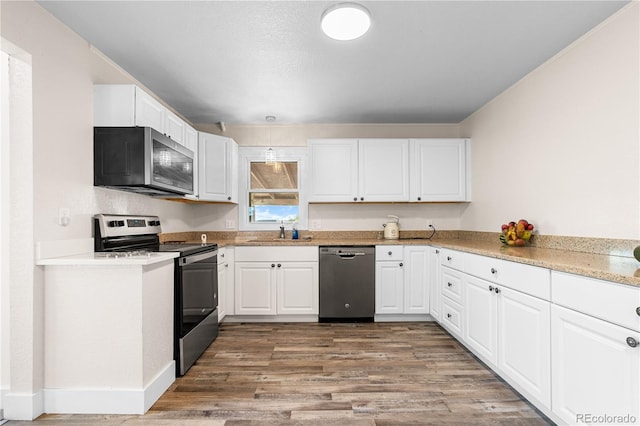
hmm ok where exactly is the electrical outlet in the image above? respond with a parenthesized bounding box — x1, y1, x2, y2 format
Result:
(311, 220, 321, 230)
(58, 208, 70, 227)
(225, 220, 235, 229)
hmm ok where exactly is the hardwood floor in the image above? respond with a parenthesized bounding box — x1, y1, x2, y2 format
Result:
(12, 322, 552, 425)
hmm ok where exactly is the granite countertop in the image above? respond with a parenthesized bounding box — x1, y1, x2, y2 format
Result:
(36, 251, 179, 266)
(162, 231, 640, 288)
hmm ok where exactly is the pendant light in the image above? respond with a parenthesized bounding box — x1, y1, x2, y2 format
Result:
(265, 115, 280, 170)
(321, 3, 371, 41)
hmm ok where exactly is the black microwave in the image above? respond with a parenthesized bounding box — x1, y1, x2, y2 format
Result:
(94, 127, 194, 196)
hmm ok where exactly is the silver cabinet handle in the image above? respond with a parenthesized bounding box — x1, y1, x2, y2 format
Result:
(447, 256, 452, 261)
(627, 337, 638, 348)
(489, 285, 494, 292)
(490, 268, 497, 274)
(271, 264, 275, 268)
(345, 303, 350, 309)
(388, 251, 392, 256)
(447, 282, 453, 287)
(353, 197, 358, 201)
(435, 249, 440, 254)
(636, 307, 640, 317)
(399, 263, 403, 267)
(494, 287, 501, 294)
(277, 264, 282, 268)
(447, 313, 452, 318)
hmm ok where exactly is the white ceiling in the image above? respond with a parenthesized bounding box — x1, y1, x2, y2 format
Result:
(37, 0, 629, 125)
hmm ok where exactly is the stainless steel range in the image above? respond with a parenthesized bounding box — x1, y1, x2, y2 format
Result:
(94, 214, 219, 376)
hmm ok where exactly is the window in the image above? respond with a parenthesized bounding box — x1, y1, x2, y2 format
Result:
(249, 162, 299, 223)
(239, 147, 307, 231)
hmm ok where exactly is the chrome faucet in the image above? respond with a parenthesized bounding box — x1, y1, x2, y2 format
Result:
(279, 221, 286, 239)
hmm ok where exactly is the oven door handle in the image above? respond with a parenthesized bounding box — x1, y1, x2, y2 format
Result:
(180, 249, 218, 265)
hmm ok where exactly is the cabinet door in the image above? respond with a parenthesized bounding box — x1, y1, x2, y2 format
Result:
(198, 132, 236, 202)
(234, 262, 276, 315)
(358, 139, 409, 202)
(276, 262, 319, 315)
(404, 246, 429, 314)
(375, 261, 404, 314)
(307, 139, 358, 202)
(552, 305, 640, 425)
(498, 287, 550, 409)
(165, 110, 185, 144)
(217, 262, 227, 321)
(134, 86, 165, 132)
(428, 248, 441, 321)
(184, 125, 198, 153)
(464, 274, 498, 366)
(410, 139, 468, 202)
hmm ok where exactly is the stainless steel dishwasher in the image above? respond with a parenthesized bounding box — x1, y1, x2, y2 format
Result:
(319, 246, 375, 322)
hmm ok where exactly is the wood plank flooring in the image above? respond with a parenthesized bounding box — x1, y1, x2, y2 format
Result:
(11, 322, 552, 425)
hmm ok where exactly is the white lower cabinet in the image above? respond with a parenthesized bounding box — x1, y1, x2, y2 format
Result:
(235, 262, 277, 315)
(234, 246, 318, 318)
(550, 271, 640, 425)
(552, 304, 640, 425)
(218, 257, 228, 321)
(441, 250, 552, 412)
(428, 247, 441, 321)
(276, 262, 318, 315)
(463, 274, 498, 365)
(375, 256, 404, 314)
(497, 287, 551, 410)
(375, 245, 429, 318)
(217, 247, 234, 321)
(463, 272, 552, 412)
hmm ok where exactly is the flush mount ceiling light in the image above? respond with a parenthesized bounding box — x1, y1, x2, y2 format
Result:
(321, 3, 371, 41)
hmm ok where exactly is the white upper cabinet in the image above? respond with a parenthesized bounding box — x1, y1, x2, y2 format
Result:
(184, 125, 198, 153)
(410, 138, 470, 202)
(94, 84, 195, 151)
(307, 138, 409, 202)
(197, 132, 238, 203)
(132, 87, 165, 131)
(164, 109, 185, 144)
(308, 138, 468, 203)
(359, 139, 410, 202)
(307, 139, 358, 202)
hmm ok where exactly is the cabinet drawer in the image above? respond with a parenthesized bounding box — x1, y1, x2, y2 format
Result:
(441, 267, 463, 305)
(465, 253, 550, 301)
(552, 271, 640, 332)
(235, 246, 318, 262)
(441, 298, 464, 338)
(375, 245, 403, 261)
(440, 248, 466, 271)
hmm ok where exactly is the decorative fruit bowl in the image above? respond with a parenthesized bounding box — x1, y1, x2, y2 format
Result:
(500, 219, 534, 246)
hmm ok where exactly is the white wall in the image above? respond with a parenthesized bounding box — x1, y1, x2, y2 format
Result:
(0, 1, 225, 419)
(459, 3, 639, 239)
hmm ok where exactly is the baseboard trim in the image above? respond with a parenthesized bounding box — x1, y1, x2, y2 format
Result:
(3, 389, 44, 420)
(224, 315, 318, 323)
(43, 361, 175, 415)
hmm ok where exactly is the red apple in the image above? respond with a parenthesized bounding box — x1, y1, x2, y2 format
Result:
(501, 224, 509, 231)
(526, 224, 534, 231)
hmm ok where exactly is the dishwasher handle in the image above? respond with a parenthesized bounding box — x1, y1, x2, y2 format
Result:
(337, 252, 366, 259)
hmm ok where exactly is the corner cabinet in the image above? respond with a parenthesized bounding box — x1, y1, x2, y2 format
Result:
(197, 132, 238, 203)
(307, 139, 409, 202)
(375, 245, 429, 320)
(410, 138, 470, 202)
